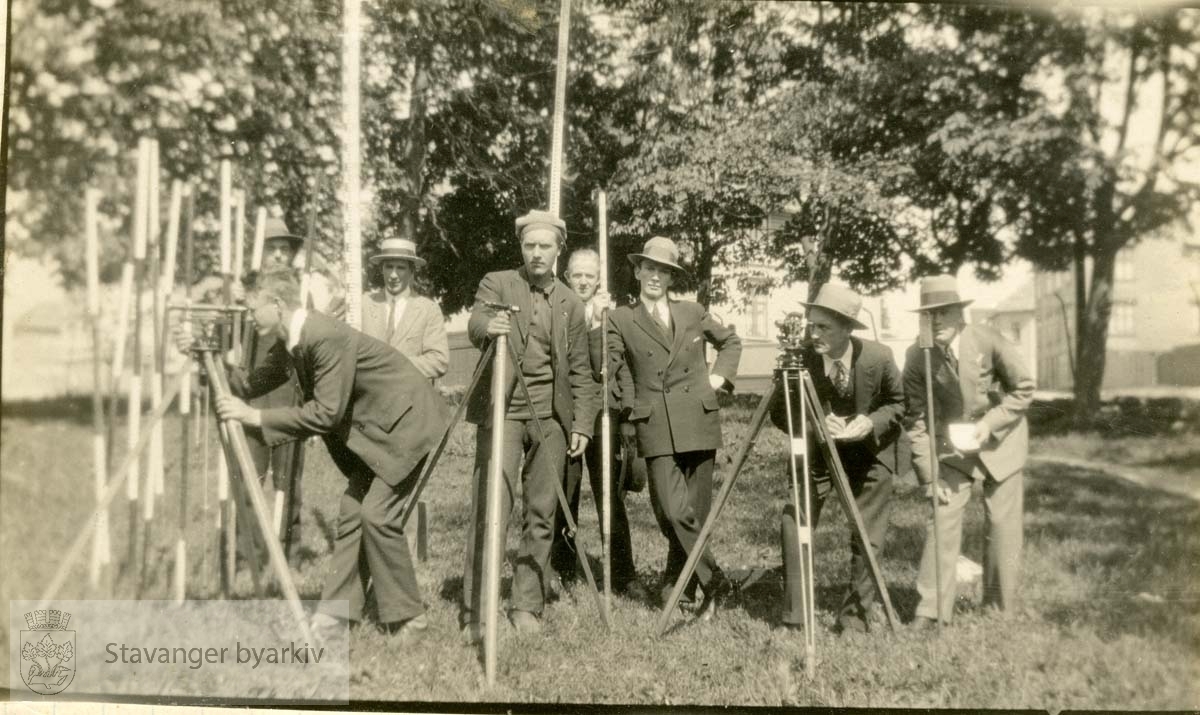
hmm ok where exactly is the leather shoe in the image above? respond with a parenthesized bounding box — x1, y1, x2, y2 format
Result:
(508, 610, 541, 633)
(836, 613, 868, 635)
(309, 613, 347, 642)
(616, 579, 650, 603)
(697, 574, 732, 622)
(382, 613, 428, 639)
(911, 616, 939, 632)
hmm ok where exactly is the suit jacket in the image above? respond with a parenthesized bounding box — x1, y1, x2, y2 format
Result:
(228, 311, 447, 486)
(360, 290, 449, 379)
(904, 324, 1034, 483)
(768, 337, 905, 473)
(607, 299, 742, 458)
(464, 268, 599, 437)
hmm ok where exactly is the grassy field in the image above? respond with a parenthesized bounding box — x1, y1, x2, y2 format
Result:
(2, 396, 1198, 709)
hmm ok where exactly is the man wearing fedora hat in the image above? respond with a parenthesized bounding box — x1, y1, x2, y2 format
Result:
(903, 275, 1034, 629)
(459, 209, 599, 640)
(362, 235, 448, 380)
(767, 283, 905, 634)
(607, 236, 742, 616)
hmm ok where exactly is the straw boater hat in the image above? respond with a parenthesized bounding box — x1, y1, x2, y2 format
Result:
(369, 236, 426, 268)
(627, 236, 688, 277)
(912, 275, 974, 312)
(800, 283, 867, 331)
(262, 216, 304, 252)
(515, 209, 567, 243)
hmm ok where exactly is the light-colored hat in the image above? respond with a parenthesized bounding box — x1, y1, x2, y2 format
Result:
(912, 274, 973, 312)
(262, 216, 304, 251)
(800, 283, 867, 331)
(369, 237, 426, 267)
(515, 209, 566, 242)
(628, 236, 687, 276)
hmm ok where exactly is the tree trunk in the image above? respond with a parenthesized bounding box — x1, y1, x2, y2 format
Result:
(400, 36, 430, 241)
(1073, 242, 1116, 425)
(694, 235, 715, 308)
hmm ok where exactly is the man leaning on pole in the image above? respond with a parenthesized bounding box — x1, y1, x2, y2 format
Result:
(903, 275, 1034, 629)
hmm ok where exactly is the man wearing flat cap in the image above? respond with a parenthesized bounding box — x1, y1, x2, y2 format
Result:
(768, 283, 905, 634)
(607, 236, 742, 617)
(459, 209, 599, 640)
(903, 275, 1034, 629)
(362, 235, 449, 380)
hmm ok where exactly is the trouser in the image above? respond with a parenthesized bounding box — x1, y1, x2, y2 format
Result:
(915, 462, 1024, 622)
(646, 450, 722, 602)
(242, 433, 304, 566)
(779, 456, 894, 627)
(317, 453, 425, 624)
(550, 411, 637, 588)
(462, 418, 568, 624)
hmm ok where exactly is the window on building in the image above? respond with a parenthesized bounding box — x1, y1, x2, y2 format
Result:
(1115, 250, 1134, 282)
(748, 292, 769, 339)
(1110, 302, 1136, 337)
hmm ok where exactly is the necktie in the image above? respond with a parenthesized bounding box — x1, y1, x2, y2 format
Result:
(652, 305, 671, 339)
(945, 345, 959, 375)
(386, 298, 397, 343)
(831, 360, 851, 399)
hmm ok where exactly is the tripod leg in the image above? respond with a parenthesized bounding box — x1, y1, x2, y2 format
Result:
(654, 379, 777, 636)
(505, 340, 608, 628)
(400, 340, 496, 531)
(800, 373, 899, 631)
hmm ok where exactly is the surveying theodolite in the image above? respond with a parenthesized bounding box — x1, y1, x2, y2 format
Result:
(168, 301, 315, 645)
(655, 311, 899, 676)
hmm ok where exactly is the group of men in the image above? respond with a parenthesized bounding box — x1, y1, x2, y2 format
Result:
(202, 208, 1035, 645)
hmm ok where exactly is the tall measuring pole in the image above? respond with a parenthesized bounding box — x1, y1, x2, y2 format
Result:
(341, 0, 363, 329)
(597, 191, 612, 620)
(127, 138, 150, 579)
(85, 188, 112, 591)
(547, 0, 571, 217)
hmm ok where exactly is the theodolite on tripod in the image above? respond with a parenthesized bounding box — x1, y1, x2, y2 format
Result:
(655, 311, 899, 676)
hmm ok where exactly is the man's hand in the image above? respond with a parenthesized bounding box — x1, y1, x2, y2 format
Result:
(708, 374, 726, 392)
(568, 431, 590, 458)
(824, 414, 846, 438)
(834, 414, 873, 442)
(215, 394, 261, 427)
(925, 479, 952, 505)
(619, 420, 638, 449)
(230, 281, 246, 304)
(172, 323, 194, 355)
(486, 312, 512, 337)
(974, 420, 992, 445)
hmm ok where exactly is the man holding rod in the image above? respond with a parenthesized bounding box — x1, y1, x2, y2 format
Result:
(460, 210, 599, 641)
(903, 275, 1034, 629)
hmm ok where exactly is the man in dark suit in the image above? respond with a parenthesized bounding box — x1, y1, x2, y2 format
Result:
(460, 210, 599, 640)
(607, 236, 742, 615)
(212, 267, 446, 639)
(903, 275, 1034, 628)
(548, 248, 647, 601)
(768, 283, 905, 634)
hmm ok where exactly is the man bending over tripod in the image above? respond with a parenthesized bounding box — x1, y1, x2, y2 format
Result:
(769, 284, 905, 634)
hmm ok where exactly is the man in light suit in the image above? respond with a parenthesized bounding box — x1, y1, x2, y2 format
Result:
(768, 284, 905, 634)
(460, 210, 599, 640)
(608, 236, 742, 615)
(211, 267, 447, 639)
(361, 235, 449, 381)
(903, 275, 1035, 628)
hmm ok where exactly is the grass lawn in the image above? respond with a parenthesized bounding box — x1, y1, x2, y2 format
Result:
(2, 397, 1198, 709)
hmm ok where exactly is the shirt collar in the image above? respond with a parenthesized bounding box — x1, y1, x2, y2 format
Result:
(386, 287, 412, 302)
(521, 266, 556, 296)
(821, 341, 853, 377)
(286, 308, 308, 352)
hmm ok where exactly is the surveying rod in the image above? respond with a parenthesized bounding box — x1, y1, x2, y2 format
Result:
(218, 158, 235, 595)
(173, 184, 194, 604)
(140, 140, 162, 595)
(597, 191, 612, 618)
(86, 189, 112, 591)
(483, 320, 512, 687)
(127, 138, 150, 577)
(918, 311, 944, 630)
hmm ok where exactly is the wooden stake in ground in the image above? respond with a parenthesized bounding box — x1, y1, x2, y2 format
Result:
(127, 137, 150, 583)
(341, 0, 363, 329)
(85, 188, 112, 592)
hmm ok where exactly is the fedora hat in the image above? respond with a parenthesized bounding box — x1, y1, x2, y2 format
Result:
(628, 236, 687, 276)
(800, 283, 867, 330)
(262, 216, 304, 251)
(515, 209, 566, 242)
(369, 237, 427, 267)
(912, 274, 973, 312)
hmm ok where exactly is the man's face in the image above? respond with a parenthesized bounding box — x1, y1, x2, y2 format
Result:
(807, 306, 852, 357)
(262, 238, 298, 269)
(566, 255, 600, 302)
(635, 260, 675, 301)
(929, 305, 966, 346)
(521, 229, 561, 280)
(380, 259, 414, 296)
(248, 293, 282, 339)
